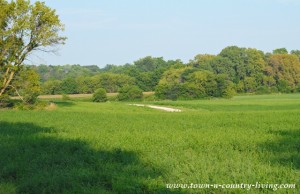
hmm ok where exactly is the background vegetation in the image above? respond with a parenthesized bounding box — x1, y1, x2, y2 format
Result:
(25, 46, 300, 101)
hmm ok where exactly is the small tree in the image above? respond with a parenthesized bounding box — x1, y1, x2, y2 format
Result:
(12, 68, 41, 104)
(92, 88, 107, 102)
(117, 85, 143, 101)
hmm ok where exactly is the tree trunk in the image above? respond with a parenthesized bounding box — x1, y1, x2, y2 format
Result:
(0, 70, 15, 97)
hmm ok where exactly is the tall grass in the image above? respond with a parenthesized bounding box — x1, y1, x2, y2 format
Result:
(0, 94, 299, 193)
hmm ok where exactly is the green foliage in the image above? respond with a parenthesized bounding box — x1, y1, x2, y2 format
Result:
(0, 0, 65, 97)
(277, 80, 291, 93)
(29, 46, 300, 99)
(0, 94, 13, 108)
(32, 64, 101, 82)
(296, 84, 300, 92)
(62, 94, 71, 101)
(156, 68, 236, 100)
(15, 100, 48, 110)
(107, 94, 118, 102)
(256, 86, 271, 95)
(273, 48, 288, 54)
(91, 73, 136, 93)
(267, 54, 300, 91)
(219, 46, 266, 84)
(243, 77, 257, 93)
(61, 77, 78, 94)
(291, 50, 300, 60)
(76, 76, 94, 94)
(13, 69, 41, 104)
(42, 80, 62, 95)
(117, 85, 143, 101)
(143, 93, 156, 101)
(92, 88, 107, 102)
(134, 56, 166, 72)
(190, 54, 216, 68)
(155, 83, 182, 100)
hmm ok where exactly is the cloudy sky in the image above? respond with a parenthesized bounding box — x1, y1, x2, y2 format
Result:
(31, 0, 300, 67)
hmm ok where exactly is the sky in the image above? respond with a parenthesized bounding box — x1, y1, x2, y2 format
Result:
(30, 0, 300, 67)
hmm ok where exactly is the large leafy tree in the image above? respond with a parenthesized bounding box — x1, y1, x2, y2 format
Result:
(0, 0, 66, 96)
(267, 54, 300, 89)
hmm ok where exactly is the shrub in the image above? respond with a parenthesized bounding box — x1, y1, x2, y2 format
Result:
(23, 92, 40, 104)
(107, 95, 118, 102)
(62, 94, 71, 101)
(277, 80, 291, 93)
(92, 88, 107, 102)
(0, 95, 14, 108)
(15, 101, 48, 110)
(256, 86, 271, 95)
(12, 69, 41, 105)
(270, 86, 279, 93)
(143, 93, 157, 102)
(222, 85, 236, 98)
(296, 84, 300, 93)
(155, 84, 181, 100)
(117, 86, 143, 101)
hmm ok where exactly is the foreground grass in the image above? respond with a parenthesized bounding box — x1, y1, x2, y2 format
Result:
(0, 94, 299, 193)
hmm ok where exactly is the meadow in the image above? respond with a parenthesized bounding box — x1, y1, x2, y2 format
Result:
(0, 94, 299, 193)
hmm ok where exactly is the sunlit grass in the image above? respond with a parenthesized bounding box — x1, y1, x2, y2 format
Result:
(0, 94, 299, 193)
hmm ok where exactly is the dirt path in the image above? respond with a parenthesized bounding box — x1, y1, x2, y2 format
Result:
(129, 104, 182, 112)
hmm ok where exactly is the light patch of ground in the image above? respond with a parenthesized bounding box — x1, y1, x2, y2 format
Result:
(129, 104, 182, 112)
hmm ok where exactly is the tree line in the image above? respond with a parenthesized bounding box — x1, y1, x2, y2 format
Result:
(29, 46, 300, 100)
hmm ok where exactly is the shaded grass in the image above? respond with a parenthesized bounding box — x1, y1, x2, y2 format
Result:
(0, 122, 169, 194)
(0, 93, 299, 193)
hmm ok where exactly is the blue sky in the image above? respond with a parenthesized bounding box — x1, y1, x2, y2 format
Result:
(31, 0, 300, 67)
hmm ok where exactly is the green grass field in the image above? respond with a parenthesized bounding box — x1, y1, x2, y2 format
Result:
(0, 94, 299, 193)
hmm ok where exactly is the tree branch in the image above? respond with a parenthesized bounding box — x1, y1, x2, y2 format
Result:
(8, 84, 24, 102)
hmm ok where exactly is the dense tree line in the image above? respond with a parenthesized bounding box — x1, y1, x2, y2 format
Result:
(30, 64, 101, 82)
(41, 73, 135, 95)
(30, 46, 300, 100)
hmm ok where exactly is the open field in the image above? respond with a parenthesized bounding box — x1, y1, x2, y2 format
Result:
(0, 94, 299, 193)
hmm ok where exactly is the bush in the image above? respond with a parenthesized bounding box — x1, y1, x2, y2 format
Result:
(155, 84, 180, 100)
(107, 95, 118, 102)
(15, 101, 48, 110)
(222, 85, 236, 98)
(117, 86, 143, 101)
(277, 80, 291, 93)
(270, 86, 278, 93)
(62, 94, 71, 101)
(256, 86, 271, 95)
(92, 88, 107, 102)
(0, 95, 14, 108)
(143, 93, 157, 102)
(23, 92, 40, 104)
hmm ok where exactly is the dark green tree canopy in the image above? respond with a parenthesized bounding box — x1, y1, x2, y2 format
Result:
(273, 48, 288, 54)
